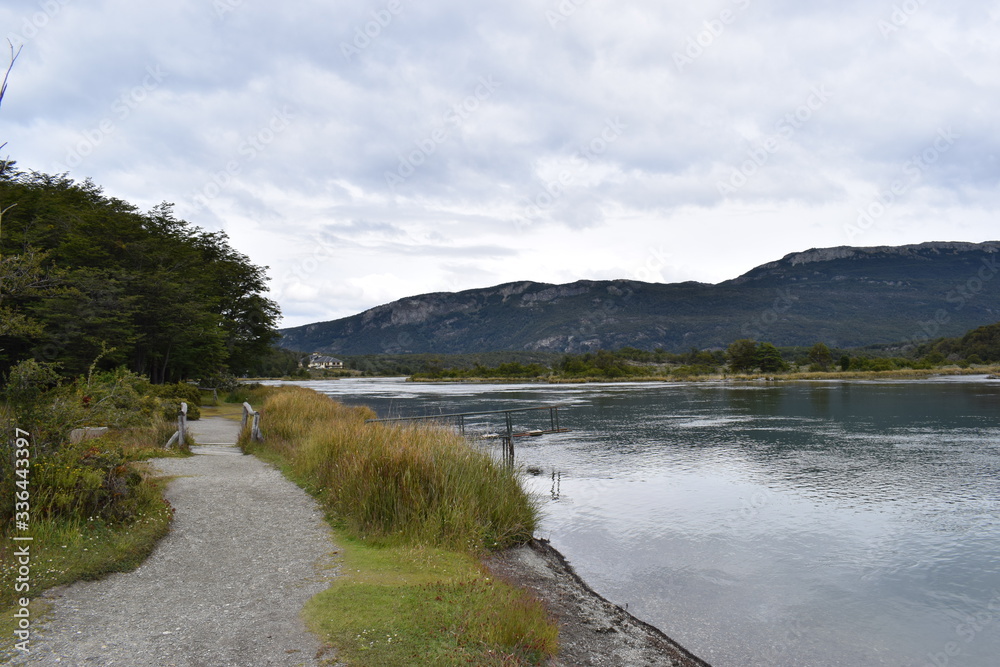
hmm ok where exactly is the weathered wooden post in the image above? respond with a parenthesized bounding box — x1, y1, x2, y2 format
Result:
(178, 402, 188, 447)
(251, 410, 263, 442)
(504, 412, 514, 465)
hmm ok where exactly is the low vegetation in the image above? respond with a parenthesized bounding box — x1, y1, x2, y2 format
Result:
(0, 361, 192, 654)
(397, 326, 1000, 382)
(239, 385, 558, 665)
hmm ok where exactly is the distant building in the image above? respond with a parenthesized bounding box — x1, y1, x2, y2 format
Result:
(306, 354, 343, 370)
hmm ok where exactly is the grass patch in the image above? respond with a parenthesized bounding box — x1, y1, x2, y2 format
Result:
(199, 402, 246, 421)
(241, 386, 558, 665)
(0, 475, 173, 658)
(305, 536, 557, 666)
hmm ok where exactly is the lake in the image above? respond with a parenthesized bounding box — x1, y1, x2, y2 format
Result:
(281, 376, 1000, 667)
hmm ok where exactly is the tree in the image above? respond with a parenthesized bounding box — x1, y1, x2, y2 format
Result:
(727, 339, 759, 372)
(808, 342, 833, 371)
(756, 342, 787, 373)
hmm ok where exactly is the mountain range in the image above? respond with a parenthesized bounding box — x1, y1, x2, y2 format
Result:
(279, 241, 1000, 355)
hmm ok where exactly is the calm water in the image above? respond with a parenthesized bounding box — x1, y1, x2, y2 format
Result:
(283, 377, 1000, 667)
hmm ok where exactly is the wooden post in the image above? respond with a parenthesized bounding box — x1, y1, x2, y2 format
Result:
(504, 412, 514, 466)
(251, 411, 263, 442)
(178, 402, 188, 447)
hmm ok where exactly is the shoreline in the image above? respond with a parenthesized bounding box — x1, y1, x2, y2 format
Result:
(403, 366, 1000, 384)
(485, 538, 712, 666)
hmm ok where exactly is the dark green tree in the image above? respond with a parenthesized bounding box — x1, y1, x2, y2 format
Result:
(727, 338, 759, 372)
(756, 342, 788, 373)
(808, 342, 833, 371)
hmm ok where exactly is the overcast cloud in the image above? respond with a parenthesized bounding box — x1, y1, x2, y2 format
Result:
(3, 0, 998, 326)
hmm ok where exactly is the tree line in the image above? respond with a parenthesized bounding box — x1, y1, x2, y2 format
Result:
(377, 324, 1000, 381)
(0, 167, 280, 384)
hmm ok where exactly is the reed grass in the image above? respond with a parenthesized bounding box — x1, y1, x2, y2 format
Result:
(242, 386, 538, 552)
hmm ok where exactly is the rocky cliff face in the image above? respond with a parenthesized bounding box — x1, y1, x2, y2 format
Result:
(279, 241, 1000, 355)
(730, 241, 1000, 284)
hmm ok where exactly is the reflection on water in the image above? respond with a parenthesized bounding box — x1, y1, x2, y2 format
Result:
(283, 377, 1000, 667)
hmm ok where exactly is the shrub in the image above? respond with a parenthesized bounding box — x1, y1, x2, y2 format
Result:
(30, 441, 144, 522)
(0, 366, 186, 531)
(154, 382, 202, 406)
(159, 398, 201, 422)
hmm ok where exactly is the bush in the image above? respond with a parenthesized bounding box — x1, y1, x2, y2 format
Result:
(154, 382, 202, 406)
(159, 398, 201, 422)
(31, 441, 145, 523)
(0, 366, 186, 532)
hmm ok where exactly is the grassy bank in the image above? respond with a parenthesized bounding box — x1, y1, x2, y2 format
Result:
(239, 385, 558, 665)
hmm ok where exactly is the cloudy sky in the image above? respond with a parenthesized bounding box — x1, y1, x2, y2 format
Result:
(3, 0, 998, 327)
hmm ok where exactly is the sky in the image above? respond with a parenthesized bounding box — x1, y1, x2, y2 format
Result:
(3, 0, 999, 328)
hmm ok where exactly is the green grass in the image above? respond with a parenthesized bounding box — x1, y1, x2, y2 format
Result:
(305, 536, 557, 666)
(241, 386, 558, 665)
(0, 476, 174, 659)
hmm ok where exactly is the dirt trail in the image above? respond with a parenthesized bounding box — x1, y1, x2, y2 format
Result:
(11, 417, 339, 667)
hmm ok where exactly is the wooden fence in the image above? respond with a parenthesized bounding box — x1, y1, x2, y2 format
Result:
(242, 402, 264, 442)
(165, 402, 188, 448)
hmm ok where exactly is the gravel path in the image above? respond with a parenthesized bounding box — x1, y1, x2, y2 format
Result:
(12, 418, 340, 667)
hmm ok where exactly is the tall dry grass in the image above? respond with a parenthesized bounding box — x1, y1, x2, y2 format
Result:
(242, 386, 539, 552)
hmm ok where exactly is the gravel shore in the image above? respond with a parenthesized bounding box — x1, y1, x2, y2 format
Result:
(486, 539, 712, 666)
